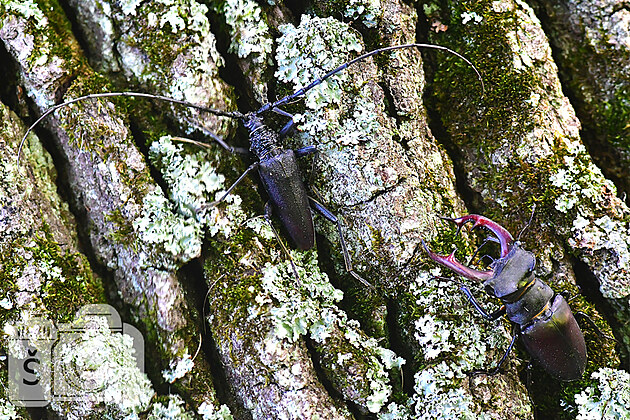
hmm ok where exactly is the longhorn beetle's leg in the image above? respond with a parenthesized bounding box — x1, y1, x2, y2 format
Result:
(458, 284, 506, 321)
(203, 162, 259, 209)
(171, 136, 251, 156)
(307, 196, 374, 289)
(470, 328, 518, 378)
(295, 145, 319, 186)
(206, 132, 251, 155)
(421, 240, 493, 282)
(264, 202, 300, 282)
(294, 145, 317, 157)
(269, 106, 297, 137)
(442, 215, 514, 258)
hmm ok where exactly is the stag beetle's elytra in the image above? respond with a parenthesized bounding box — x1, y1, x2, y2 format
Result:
(423, 214, 587, 381)
(20, 43, 482, 288)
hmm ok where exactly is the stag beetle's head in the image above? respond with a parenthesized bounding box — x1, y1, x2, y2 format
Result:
(484, 243, 536, 302)
(423, 215, 536, 301)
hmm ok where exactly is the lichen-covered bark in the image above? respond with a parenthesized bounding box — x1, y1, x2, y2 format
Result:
(529, 0, 630, 201)
(424, 0, 626, 417)
(1, 0, 629, 418)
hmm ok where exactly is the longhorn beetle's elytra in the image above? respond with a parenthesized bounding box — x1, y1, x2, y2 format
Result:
(423, 214, 589, 381)
(19, 43, 483, 288)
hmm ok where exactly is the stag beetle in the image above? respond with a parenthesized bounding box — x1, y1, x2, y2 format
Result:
(19, 43, 482, 287)
(423, 214, 586, 381)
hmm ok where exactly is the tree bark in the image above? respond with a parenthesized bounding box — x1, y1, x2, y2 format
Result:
(0, 0, 627, 419)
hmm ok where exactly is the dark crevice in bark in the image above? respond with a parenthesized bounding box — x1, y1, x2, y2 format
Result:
(203, 1, 264, 114)
(303, 337, 362, 418)
(571, 257, 628, 368)
(528, 1, 630, 206)
(177, 259, 251, 419)
(0, 41, 21, 115)
(386, 298, 416, 397)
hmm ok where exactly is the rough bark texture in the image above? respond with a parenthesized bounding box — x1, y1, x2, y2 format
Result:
(0, 0, 628, 419)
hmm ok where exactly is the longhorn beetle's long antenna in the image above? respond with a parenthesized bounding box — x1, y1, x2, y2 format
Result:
(17, 44, 482, 164)
(258, 43, 484, 114)
(17, 91, 245, 164)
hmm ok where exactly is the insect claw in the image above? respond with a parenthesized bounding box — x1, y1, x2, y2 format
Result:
(421, 239, 493, 282)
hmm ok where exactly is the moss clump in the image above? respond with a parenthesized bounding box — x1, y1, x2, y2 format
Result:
(0, 224, 103, 324)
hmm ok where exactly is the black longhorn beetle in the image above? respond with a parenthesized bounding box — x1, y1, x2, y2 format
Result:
(19, 43, 483, 288)
(423, 214, 589, 381)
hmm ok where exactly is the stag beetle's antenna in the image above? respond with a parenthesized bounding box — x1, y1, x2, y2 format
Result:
(516, 204, 537, 241)
(17, 92, 245, 165)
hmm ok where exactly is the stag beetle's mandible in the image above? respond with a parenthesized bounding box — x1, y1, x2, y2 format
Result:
(423, 214, 586, 381)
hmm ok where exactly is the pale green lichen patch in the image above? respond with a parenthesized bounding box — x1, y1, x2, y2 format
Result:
(148, 136, 246, 237)
(275, 15, 380, 146)
(396, 267, 527, 419)
(148, 394, 195, 419)
(52, 316, 153, 415)
(198, 401, 233, 420)
(574, 368, 630, 419)
(343, 0, 381, 28)
(216, 0, 272, 64)
(4, 313, 154, 417)
(132, 190, 203, 270)
(1, 0, 46, 27)
(261, 252, 404, 413)
(132, 136, 246, 270)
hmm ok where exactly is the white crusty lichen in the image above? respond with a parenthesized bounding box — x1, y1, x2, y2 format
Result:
(0, 399, 20, 420)
(198, 401, 234, 420)
(574, 368, 630, 419)
(2, 0, 46, 28)
(133, 136, 246, 269)
(162, 352, 194, 383)
(261, 251, 404, 413)
(401, 269, 523, 419)
(275, 15, 380, 146)
(147, 394, 195, 419)
(546, 139, 630, 299)
(548, 140, 613, 214)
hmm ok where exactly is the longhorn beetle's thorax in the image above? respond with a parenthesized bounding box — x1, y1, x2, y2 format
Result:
(243, 114, 282, 161)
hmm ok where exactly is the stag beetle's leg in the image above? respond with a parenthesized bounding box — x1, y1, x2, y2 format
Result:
(421, 240, 493, 282)
(574, 311, 618, 342)
(470, 327, 518, 378)
(468, 236, 499, 266)
(308, 196, 374, 289)
(203, 162, 259, 208)
(264, 202, 300, 282)
(442, 215, 514, 258)
(459, 284, 506, 321)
